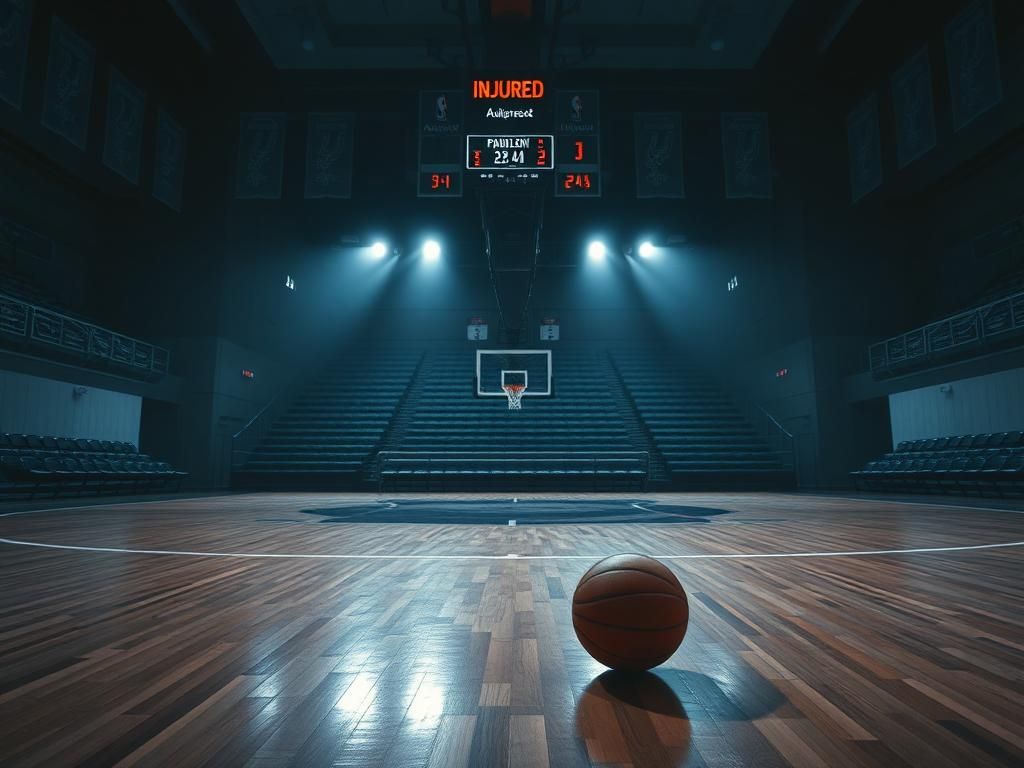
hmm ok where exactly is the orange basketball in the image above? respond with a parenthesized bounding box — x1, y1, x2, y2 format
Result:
(572, 554, 689, 671)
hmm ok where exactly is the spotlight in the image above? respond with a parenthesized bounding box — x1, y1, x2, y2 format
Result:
(587, 240, 607, 262)
(370, 241, 388, 260)
(423, 239, 441, 262)
(638, 241, 656, 259)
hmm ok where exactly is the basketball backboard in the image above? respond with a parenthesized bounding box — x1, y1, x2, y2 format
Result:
(476, 350, 552, 397)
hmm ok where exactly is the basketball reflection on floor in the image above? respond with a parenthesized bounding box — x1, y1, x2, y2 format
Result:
(576, 668, 786, 765)
(576, 671, 692, 765)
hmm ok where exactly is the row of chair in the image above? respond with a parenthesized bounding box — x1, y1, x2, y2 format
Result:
(880, 447, 1022, 461)
(1, 433, 141, 455)
(0, 433, 187, 498)
(1, 453, 186, 498)
(894, 431, 1024, 454)
(851, 453, 1024, 496)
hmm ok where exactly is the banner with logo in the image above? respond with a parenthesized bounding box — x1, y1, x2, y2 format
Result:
(0, 0, 34, 109)
(305, 113, 353, 199)
(236, 112, 287, 199)
(418, 90, 463, 197)
(554, 89, 601, 197)
(847, 93, 881, 203)
(891, 47, 936, 168)
(153, 109, 185, 212)
(102, 67, 146, 184)
(945, 0, 1002, 132)
(41, 17, 95, 149)
(634, 113, 684, 198)
(721, 112, 772, 199)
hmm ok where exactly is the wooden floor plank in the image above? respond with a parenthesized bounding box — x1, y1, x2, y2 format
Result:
(0, 491, 1021, 766)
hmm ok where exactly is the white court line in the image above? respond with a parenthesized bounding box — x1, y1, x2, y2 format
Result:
(807, 493, 1024, 515)
(0, 536, 1021, 561)
(1, 494, 1023, 561)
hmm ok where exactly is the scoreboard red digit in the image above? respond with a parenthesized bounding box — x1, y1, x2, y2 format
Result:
(419, 171, 462, 196)
(554, 89, 601, 197)
(561, 173, 595, 192)
(556, 137, 600, 166)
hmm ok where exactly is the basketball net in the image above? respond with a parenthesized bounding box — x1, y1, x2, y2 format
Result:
(503, 384, 525, 410)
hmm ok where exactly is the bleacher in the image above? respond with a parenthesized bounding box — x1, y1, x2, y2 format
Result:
(231, 349, 422, 489)
(377, 347, 648, 491)
(231, 344, 799, 492)
(850, 431, 1024, 496)
(610, 349, 793, 489)
(0, 433, 187, 498)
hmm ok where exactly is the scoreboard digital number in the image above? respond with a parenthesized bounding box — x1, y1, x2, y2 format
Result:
(560, 173, 597, 193)
(418, 171, 463, 197)
(466, 135, 554, 171)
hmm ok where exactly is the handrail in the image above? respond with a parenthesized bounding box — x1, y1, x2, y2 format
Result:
(868, 287, 1024, 375)
(758, 406, 793, 440)
(756, 407, 798, 488)
(230, 371, 314, 469)
(233, 390, 282, 441)
(0, 291, 170, 374)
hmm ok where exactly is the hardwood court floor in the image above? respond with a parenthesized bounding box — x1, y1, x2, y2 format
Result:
(0, 492, 1021, 767)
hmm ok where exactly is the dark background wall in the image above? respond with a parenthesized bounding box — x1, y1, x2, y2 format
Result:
(2, 0, 1022, 488)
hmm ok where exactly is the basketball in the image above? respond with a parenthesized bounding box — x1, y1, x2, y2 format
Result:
(572, 554, 689, 671)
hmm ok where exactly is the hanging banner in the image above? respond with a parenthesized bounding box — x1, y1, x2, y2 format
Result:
(0, 0, 34, 109)
(418, 89, 463, 197)
(102, 67, 146, 184)
(153, 109, 186, 212)
(41, 17, 95, 149)
(236, 112, 287, 199)
(634, 112, 684, 198)
(891, 47, 937, 168)
(305, 113, 353, 199)
(721, 112, 773, 199)
(944, 0, 1002, 132)
(847, 93, 882, 203)
(554, 89, 601, 198)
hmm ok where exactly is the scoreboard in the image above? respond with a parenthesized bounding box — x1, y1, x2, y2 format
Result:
(418, 79, 601, 197)
(466, 135, 554, 170)
(553, 89, 601, 197)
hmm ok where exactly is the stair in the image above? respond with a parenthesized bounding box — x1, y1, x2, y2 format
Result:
(231, 349, 422, 490)
(610, 349, 793, 490)
(605, 351, 671, 487)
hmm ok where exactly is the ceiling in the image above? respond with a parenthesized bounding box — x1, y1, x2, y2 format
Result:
(236, 0, 797, 70)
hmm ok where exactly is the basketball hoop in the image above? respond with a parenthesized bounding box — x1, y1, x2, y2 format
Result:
(503, 383, 526, 410)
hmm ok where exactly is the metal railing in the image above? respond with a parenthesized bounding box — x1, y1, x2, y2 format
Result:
(757, 406, 799, 487)
(869, 288, 1024, 376)
(0, 292, 169, 375)
(377, 450, 650, 492)
(230, 372, 316, 471)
